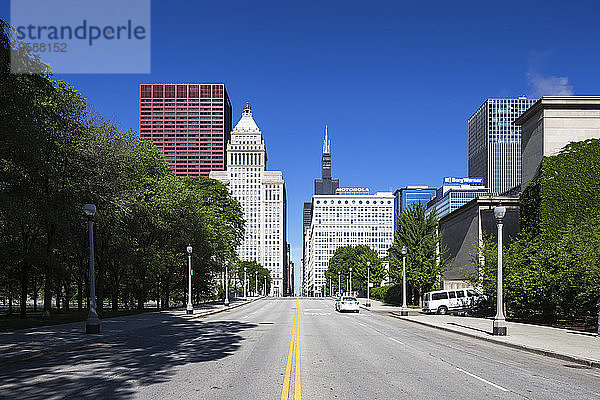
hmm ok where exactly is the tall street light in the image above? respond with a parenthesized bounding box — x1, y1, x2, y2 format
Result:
(349, 267, 353, 297)
(264, 276, 267, 296)
(338, 271, 341, 297)
(224, 261, 230, 307)
(244, 266, 247, 299)
(366, 261, 371, 307)
(255, 271, 258, 296)
(400, 246, 409, 316)
(493, 206, 508, 336)
(84, 204, 100, 334)
(186, 245, 193, 314)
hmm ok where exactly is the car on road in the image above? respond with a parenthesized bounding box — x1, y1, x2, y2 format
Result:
(422, 288, 486, 315)
(337, 296, 360, 313)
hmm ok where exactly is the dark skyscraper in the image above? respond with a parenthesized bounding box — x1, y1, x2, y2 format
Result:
(314, 126, 339, 195)
(302, 126, 340, 294)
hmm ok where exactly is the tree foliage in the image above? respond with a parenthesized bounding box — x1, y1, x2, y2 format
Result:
(390, 203, 447, 305)
(324, 245, 385, 295)
(0, 19, 246, 317)
(470, 139, 600, 325)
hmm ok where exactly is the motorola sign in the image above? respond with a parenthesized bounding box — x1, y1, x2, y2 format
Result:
(335, 187, 370, 194)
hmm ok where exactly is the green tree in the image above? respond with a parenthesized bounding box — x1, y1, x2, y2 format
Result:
(391, 203, 447, 305)
(325, 245, 385, 295)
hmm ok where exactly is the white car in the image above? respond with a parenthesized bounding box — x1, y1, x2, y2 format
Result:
(337, 296, 360, 313)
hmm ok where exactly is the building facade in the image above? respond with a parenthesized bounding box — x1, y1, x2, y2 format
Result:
(515, 96, 600, 189)
(210, 103, 287, 296)
(304, 192, 394, 296)
(468, 97, 536, 194)
(393, 186, 437, 230)
(438, 196, 520, 289)
(426, 184, 493, 219)
(139, 83, 232, 177)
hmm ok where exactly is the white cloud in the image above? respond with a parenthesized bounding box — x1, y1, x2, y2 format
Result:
(527, 72, 574, 97)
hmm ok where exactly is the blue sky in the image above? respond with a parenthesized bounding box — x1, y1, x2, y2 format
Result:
(3, 1, 600, 290)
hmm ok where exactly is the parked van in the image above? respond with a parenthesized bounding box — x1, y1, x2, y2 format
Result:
(422, 288, 486, 315)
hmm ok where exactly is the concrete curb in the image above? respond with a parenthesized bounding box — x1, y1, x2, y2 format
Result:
(0, 297, 262, 368)
(388, 312, 600, 369)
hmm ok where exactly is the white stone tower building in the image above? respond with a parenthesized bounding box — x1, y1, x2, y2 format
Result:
(210, 103, 287, 296)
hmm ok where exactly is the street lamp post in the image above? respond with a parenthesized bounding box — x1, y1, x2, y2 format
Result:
(224, 261, 230, 307)
(493, 206, 508, 336)
(186, 245, 193, 314)
(84, 204, 100, 334)
(338, 271, 341, 297)
(349, 267, 353, 297)
(264, 276, 267, 296)
(400, 246, 409, 316)
(255, 271, 258, 296)
(366, 261, 371, 307)
(244, 267, 247, 299)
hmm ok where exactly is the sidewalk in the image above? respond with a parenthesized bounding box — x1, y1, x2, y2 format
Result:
(358, 298, 600, 368)
(0, 297, 261, 367)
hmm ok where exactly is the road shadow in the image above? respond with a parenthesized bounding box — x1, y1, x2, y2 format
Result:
(447, 322, 492, 335)
(0, 318, 257, 399)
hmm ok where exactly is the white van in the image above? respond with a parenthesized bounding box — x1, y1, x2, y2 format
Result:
(422, 288, 486, 315)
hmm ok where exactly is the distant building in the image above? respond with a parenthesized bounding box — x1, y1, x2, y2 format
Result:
(438, 196, 520, 289)
(210, 103, 287, 296)
(514, 96, 600, 189)
(304, 192, 394, 296)
(139, 83, 232, 177)
(468, 97, 537, 194)
(426, 181, 493, 219)
(302, 126, 340, 295)
(393, 186, 437, 230)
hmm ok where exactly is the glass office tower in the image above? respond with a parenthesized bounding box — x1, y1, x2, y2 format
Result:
(468, 97, 536, 194)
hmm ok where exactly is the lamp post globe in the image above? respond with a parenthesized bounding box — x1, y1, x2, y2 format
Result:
(84, 204, 100, 334)
(400, 246, 408, 316)
(493, 206, 508, 336)
(186, 244, 193, 314)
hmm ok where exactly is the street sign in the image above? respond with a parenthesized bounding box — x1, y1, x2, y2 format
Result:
(191, 270, 194, 276)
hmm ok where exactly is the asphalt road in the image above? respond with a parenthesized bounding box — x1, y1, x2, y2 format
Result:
(0, 298, 599, 399)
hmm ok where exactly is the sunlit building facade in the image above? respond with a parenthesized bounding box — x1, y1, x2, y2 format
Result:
(139, 83, 232, 177)
(210, 103, 287, 296)
(468, 97, 536, 194)
(304, 192, 394, 296)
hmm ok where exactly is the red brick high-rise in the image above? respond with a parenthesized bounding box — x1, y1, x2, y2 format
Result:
(139, 84, 232, 177)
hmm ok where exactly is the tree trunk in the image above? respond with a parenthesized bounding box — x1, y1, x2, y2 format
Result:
(77, 277, 83, 311)
(32, 273, 38, 312)
(63, 280, 70, 312)
(112, 292, 118, 311)
(20, 262, 28, 319)
(43, 225, 56, 316)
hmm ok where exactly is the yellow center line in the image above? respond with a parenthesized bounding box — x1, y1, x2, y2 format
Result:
(294, 297, 301, 400)
(281, 298, 297, 400)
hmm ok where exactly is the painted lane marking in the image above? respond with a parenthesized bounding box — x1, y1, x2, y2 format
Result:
(356, 322, 367, 327)
(388, 337, 405, 345)
(294, 298, 301, 400)
(456, 367, 509, 392)
(280, 300, 297, 400)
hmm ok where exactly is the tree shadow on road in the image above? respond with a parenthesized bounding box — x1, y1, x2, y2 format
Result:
(0, 318, 257, 399)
